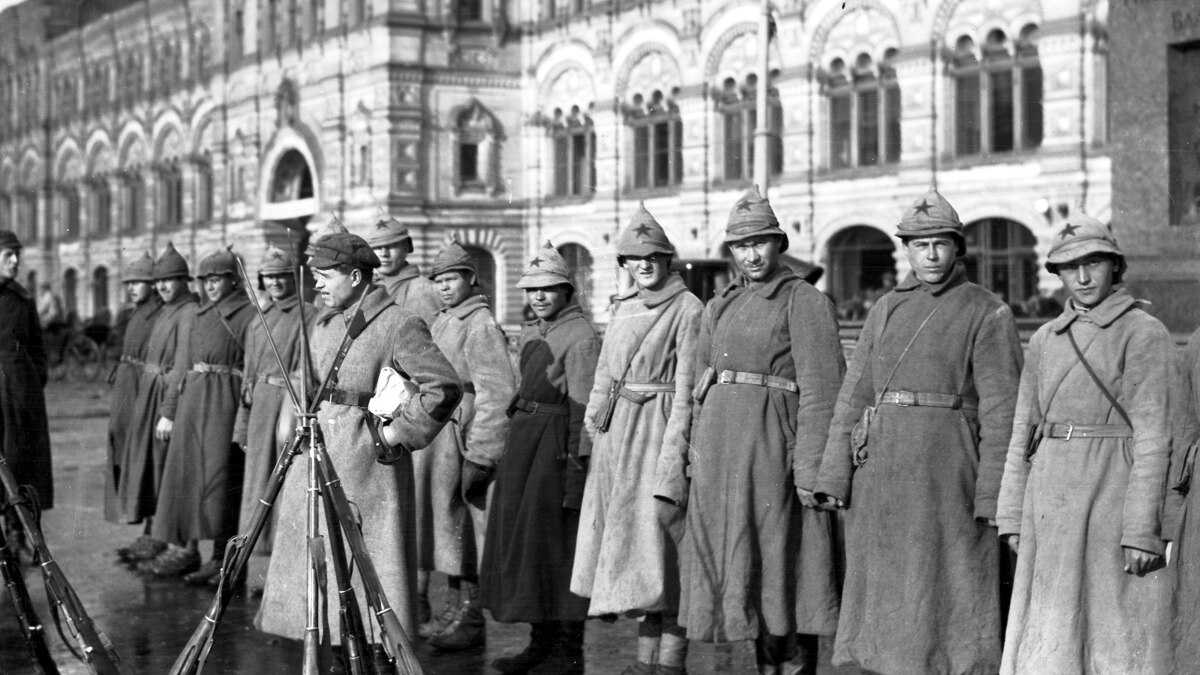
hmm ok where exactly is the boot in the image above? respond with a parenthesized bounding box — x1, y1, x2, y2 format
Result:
(427, 600, 485, 651)
(782, 634, 818, 675)
(528, 621, 584, 675)
(755, 634, 792, 675)
(420, 598, 460, 639)
(493, 622, 556, 674)
(116, 535, 167, 563)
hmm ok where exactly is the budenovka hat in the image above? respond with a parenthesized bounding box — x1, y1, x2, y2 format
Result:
(124, 251, 156, 283)
(0, 229, 22, 251)
(428, 237, 477, 279)
(516, 240, 573, 290)
(1045, 213, 1124, 272)
(896, 189, 964, 240)
(198, 249, 239, 278)
(259, 244, 296, 276)
(618, 202, 675, 258)
(724, 187, 789, 252)
(313, 215, 349, 242)
(306, 231, 381, 271)
(153, 241, 191, 280)
(366, 216, 412, 248)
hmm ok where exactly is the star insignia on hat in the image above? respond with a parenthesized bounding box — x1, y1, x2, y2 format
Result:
(633, 223, 653, 238)
(913, 199, 933, 216)
(529, 256, 544, 268)
(735, 198, 754, 214)
(268, 250, 284, 260)
(1058, 223, 1079, 239)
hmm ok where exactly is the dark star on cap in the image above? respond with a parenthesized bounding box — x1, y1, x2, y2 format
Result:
(529, 256, 543, 268)
(913, 199, 933, 216)
(735, 198, 754, 214)
(1058, 223, 1079, 239)
(633, 223, 653, 238)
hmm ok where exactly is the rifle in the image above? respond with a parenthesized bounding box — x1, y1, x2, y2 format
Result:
(0, 459, 130, 675)
(1, 524, 59, 674)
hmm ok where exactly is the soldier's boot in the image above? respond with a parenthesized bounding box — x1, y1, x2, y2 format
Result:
(420, 595, 460, 639)
(657, 629, 689, 675)
(528, 620, 584, 675)
(755, 633, 793, 675)
(116, 535, 167, 563)
(493, 621, 557, 674)
(427, 600, 485, 651)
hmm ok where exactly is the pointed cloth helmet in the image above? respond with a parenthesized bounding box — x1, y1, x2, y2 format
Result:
(724, 186, 789, 252)
(428, 237, 477, 279)
(153, 241, 192, 280)
(366, 216, 413, 249)
(1045, 212, 1125, 276)
(124, 251, 157, 283)
(259, 244, 296, 276)
(618, 202, 675, 258)
(516, 240, 574, 290)
(313, 215, 349, 242)
(198, 249, 239, 278)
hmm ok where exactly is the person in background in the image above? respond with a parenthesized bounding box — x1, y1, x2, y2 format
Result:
(36, 281, 65, 333)
(997, 214, 1174, 673)
(570, 205, 702, 675)
(481, 240, 601, 675)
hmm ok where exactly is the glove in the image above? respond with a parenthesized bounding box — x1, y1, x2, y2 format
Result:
(460, 460, 494, 503)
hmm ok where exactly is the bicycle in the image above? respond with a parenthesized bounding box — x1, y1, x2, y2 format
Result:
(43, 321, 106, 382)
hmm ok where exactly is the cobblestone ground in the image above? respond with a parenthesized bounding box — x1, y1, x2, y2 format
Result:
(0, 382, 865, 674)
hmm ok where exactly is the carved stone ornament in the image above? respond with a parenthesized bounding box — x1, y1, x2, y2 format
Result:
(276, 79, 299, 128)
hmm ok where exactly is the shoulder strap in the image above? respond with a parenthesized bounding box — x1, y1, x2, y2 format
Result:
(613, 292, 677, 384)
(1067, 327, 1132, 427)
(874, 299, 945, 406)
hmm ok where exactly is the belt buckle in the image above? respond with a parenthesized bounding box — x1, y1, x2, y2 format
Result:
(717, 371, 734, 385)
(527, 401, 539, 414)
(1064, 423, 1074, 441)
(894, 391, 916, 406)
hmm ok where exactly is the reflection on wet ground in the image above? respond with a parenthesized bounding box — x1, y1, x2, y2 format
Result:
(0, 383, 860, 674)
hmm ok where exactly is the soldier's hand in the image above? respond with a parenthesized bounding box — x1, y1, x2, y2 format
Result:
(795, 487, 820, 509)
(1005, 534, 1020, 555)
(155, 416, 173, 441)
(817, 494, 846, 511)
(461, 460, 494, 502)
(1123, 546, 1165, 576)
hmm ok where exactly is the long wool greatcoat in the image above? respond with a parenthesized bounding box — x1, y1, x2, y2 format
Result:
(679, 267, 844, 642)
(234, 294, 313, 555)
(105, 296, 163, 523)
(423, 294, 516, 575)
(813, 264, 1022, 675)
(1167, 328, 1200, 674)
(152, 291, 253, 543)
(121, 292, 198, 523)
(0, 278, 53, 509)
(256, 285, 461, 642)
(480, 302, 601, 623)
(996, 288, 1174, 674)
(570, 274, 702, 616)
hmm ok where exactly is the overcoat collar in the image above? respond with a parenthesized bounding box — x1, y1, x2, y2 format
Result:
(162, 291, 198, 313)
(265, 294, 300, 315)
(719, 265, 797, 300)
(443, 294, 490, 320)
(895, 261, 967, 297)
(0, 278, 31, 300)
(380, 263, 422, 283)
(524, 301, 586, 336)
(616, 272, 688, 308)
(198, 289, 251, 317)
(1048, 287, 1142, 333)
(317, 284, 394, 328)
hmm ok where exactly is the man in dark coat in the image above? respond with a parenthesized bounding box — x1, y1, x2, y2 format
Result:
(813, 190, 1022, 675)
(480, 240, 602, 675)
(149, 250, 253, 583)
(0, 230, 53, 556)
(107, 252, 162, 528)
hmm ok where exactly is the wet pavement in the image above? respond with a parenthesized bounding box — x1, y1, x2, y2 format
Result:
(1, 382, 865, 674)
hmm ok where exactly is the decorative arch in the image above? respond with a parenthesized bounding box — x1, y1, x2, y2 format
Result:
(539, 61, 596, 114)
(0, 159, 14, 191)
(54, 143, 84, 183)
(704, 22, 782, 85)
(116, 122, 149, 169)
(189, 102, 218, 155)
(934, 0, 1044, 43)
(19, 150, 42, 189)
(84, 131, 115, 175)
(533, 39, 595, 84)
(809, 0, 901, 66)
(259, 124, 323, 220)
(153, 123, 186, 162)
(615, 45, 683, 103)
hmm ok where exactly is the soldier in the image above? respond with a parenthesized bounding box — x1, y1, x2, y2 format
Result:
(480, 240, 601, 675)
(118, 242, 200, 567)
(420, 238, 517, 651)
(997, 215, 1174, 673)
(256, 231, 461, 648)
(679, 188, 844, 675)
(812, 190, 1023, 674)
(570, 205, 702, 675)
(0, 230, 53, 555)
(107, 253, 162, 530)
(148, 250, 253, 584)
(232, 245, 312, 568)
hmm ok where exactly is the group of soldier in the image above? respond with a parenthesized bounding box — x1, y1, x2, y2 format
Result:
(4, 178, 1200, 675)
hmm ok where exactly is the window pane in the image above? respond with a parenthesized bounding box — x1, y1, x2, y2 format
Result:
(1022, 65, 1043, 148)
(857, 89, 880, 166)
(553, 136, 569, 195)
(723, 110, 743, 181)
(830, 94, 851, 169)
(571, 132, 588, 195)
(633, 124, 650, 189)
(885, 84, 901, 164)
(672, 119, 684, 184)
(955, 74, 981, 156)
(990, 70, 1014, 153)
(460, 143, 479, 182)
(746, 110, 757, 176)
(653, 121, 671, 187)
(770, 103, 783, 176)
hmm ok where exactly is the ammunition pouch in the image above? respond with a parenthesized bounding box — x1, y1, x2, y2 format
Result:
(592, 380, 620, 432)
(1022, 422, 1044, 462)
(692, 366, 717, 404)
(851, 405, 875, 467)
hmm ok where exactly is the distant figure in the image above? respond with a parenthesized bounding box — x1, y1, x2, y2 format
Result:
(36, 282, 65, 332)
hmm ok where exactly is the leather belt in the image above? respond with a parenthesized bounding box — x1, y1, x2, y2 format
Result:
(320, 388, 373, 408)
(120, 355, 146, 367)
(143, 363, 167, 376)
(879, 390, 978, 412)
(715, 370, 798, 394)
(192, 362, 243, 377)
(511, 397, 569, 416)
(618, 382, 675, 405)
(255, 373, 289, 388)
(1043, 422, 1133, 440)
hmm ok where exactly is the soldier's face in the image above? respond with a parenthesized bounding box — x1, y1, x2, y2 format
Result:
(203, 274, 236, 304)
(311, 266, 363, 310)
(125, 281, 154, 305)
(156, 276, 189, 303)
(623, 253, 670, 292)
(525, 285, 570, 320)
(730, 236, 782, 282)
(434, 270, 475, 308)
(904, 236, 957, 285)
(262, 273, 296, 302)
(1057, 254, 1116, 309)
(374, 244, 408, 275)
(0, 248, 19, 281)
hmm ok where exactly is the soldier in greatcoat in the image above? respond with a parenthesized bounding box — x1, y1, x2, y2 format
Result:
(365, 215, 443, 622)
(997, 215, 1174, 673)
(232, 245, 312, 563)
(148, 250, 253, 583)
(570, 205, 702, 675)
(679, 189, 844, 675)
(480, 240, 601, 675)
(1168, 319, 1200, 673)
(256, 231, 462, 647)
(0, 230, 52, 555)
(107, 252, 162, 528)
(119, 242, 199, 567)
(419, 238, 516, 651)
(812, 190, 1022, 675)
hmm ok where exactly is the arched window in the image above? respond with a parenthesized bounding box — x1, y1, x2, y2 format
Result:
(58, 186, 81, 241)
(826, 226, 897, 317)
(717, 73, 783, 183)
(195, 162, 213, 223)
(63, 268, 78, 319)
(625, 89, 683, 191)
(825, 51, 901, 170)
(952, 27, 1043, 157)
(453, 101, 504, 195)
(963, 218, 1038, 307)
(17, 189, 38, 243)
(92, 267, 110, 324)
(158, 163, 183, 229)
(91, 179, 112, 236)
(122, 172, 144, 232)
(557, 243, 594, 316)
(463, 244, 497, 306)
(548, 106, 596, 199)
